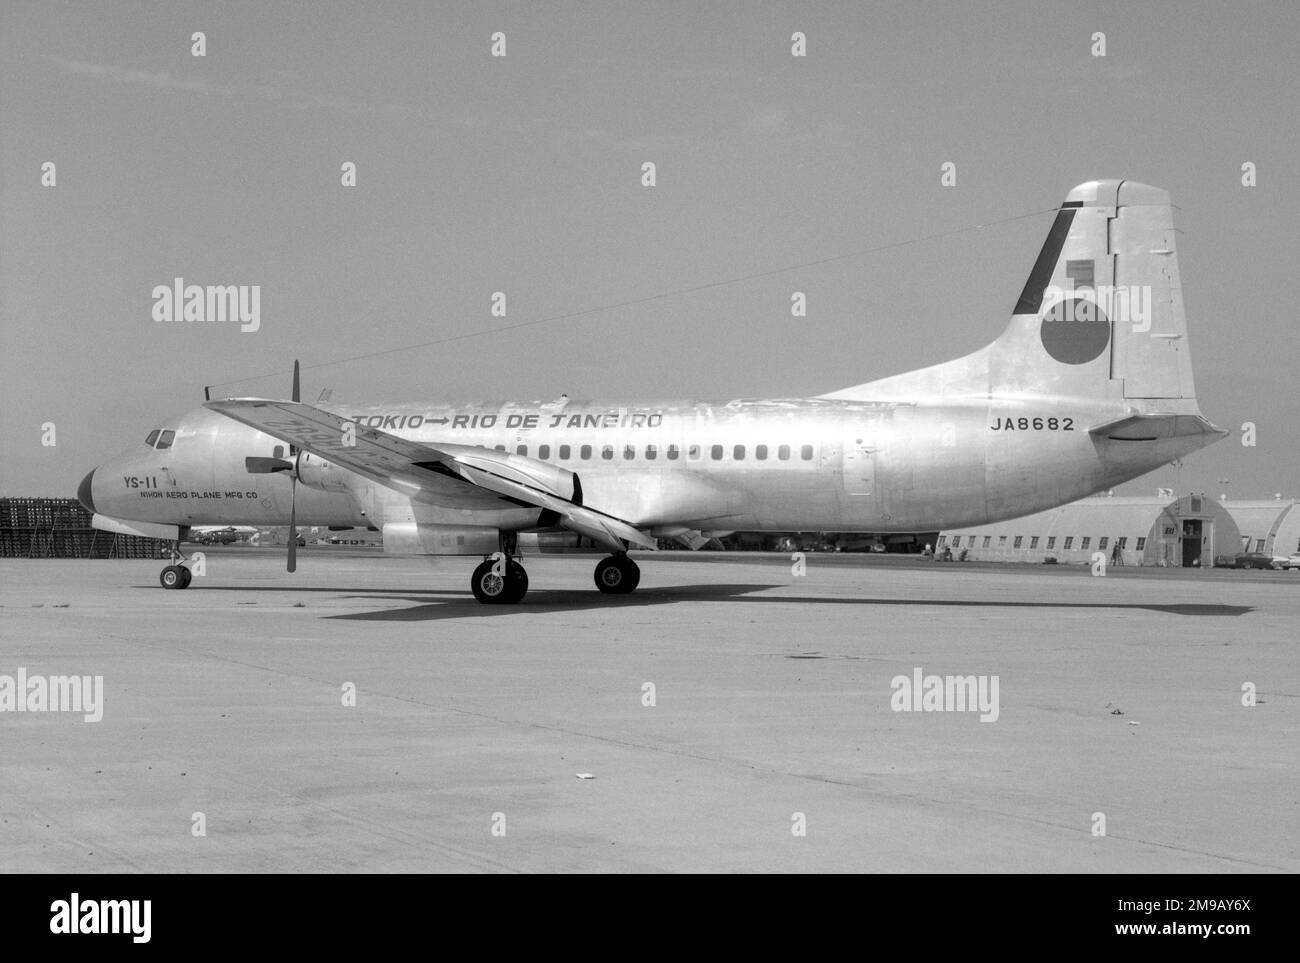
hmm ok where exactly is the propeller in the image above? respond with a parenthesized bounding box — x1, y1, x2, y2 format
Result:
(237, 361, 306, 571)
(287, 360, 300, 573)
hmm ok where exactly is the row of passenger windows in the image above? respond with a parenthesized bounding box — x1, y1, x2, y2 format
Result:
(939, 534, 1146, 552)
(492, 443, 817, 462)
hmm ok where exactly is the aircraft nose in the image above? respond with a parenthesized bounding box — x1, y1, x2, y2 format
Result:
(77, 469, 96, 514)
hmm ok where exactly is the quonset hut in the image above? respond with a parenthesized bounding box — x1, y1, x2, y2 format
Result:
(937, 493, 1261, 567)
(1224, 499, 1299, 556)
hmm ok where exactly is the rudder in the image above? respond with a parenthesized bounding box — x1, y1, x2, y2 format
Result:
(999, 179, 1196, 403)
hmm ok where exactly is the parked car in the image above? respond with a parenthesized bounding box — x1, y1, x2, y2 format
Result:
(1281, 553, 1300, 571)
(1224, 552, 1279, 570)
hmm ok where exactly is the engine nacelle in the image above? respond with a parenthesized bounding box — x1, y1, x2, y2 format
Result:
(453, 450, 581, 503)
(295, 452, 353, 493)
(382, 522, 499, 555)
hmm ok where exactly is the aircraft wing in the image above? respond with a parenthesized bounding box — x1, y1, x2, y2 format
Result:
(205, 399, 656, 553)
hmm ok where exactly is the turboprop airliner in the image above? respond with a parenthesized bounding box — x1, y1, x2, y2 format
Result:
(78, 180, 1225, 602)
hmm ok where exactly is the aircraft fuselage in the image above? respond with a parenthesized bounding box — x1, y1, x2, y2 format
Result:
(83, 394, 1211, 539)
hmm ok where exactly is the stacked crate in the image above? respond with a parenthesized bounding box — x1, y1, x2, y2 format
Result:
(0, 498, 171, 558)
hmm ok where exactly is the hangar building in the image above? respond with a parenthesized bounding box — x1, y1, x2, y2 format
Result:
(1226, 499, 1300, 556)
(935, 494, 1295, 567)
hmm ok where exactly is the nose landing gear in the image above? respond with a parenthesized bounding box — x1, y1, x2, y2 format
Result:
(159, 543, 195, 589)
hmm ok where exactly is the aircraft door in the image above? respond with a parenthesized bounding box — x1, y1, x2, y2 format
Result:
(842, 433, 875, 497)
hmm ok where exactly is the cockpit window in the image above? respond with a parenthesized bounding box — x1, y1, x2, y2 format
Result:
(145, 429, 160, 447)
(155, 430, 176, 450)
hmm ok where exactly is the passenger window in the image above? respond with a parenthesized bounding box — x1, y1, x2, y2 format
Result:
(800, 444, 813, 460)
(493, 445, 506, 452)
(580, 445, 592, 459)
(602, 445, 614, 460)
(145, 430, 160, 447)
(710, 445, 723, 460)
(156, 430, 175, 450)
(623, 445, 636, 460)
(666, 445, 679, 460)
(516, 445, 528, 456)
(778, 445, 791, 461)
(687, 445, 701, 461)
(646, 445, 657, 460)
(539, 444, 550, 459)
(559, 444, 570, 459)
(733, 445, 745, 460)
(756, 445, 768, 460)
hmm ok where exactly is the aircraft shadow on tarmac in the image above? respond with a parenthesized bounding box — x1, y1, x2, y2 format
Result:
(162, 583, 1253, 621)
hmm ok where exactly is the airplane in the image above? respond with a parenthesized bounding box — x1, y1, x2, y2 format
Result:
(77, 179, 1226, 602)
(186, 525, 260, 545)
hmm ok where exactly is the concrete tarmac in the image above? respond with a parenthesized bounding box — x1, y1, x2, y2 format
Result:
(1, 550, 1296, 873)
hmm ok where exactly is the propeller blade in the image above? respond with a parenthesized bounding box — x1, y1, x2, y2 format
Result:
(289, 362, 301, 471)
(245, 456, 294, 474)
(287, 477, 298, 573)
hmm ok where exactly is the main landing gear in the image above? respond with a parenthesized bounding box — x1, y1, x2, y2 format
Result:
(471, 532, 529, 605)
(594, 554, 640, 594)
(159, 543, 194, 590)
(470, 556, 529, 604)
(468, 534, 642, 604)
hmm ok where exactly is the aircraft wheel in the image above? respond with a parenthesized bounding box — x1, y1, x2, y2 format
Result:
(594, 555, 640, 594)
(179, 566, 193, 588)
(503, 560, 529, 603)
(471, 559, 525, 604)
(160, 565, 186, 590)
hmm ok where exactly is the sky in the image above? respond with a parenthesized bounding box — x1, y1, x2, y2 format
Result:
(2, 0, 1297, 499)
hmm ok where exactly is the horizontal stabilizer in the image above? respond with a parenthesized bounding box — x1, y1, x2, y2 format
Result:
(1088, 412, 1226, 442)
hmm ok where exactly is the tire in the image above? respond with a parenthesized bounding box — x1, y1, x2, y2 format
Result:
(160, 565, 184, 589)
(180, 566, 193, 588)
(594, 556, 640, 594)
(471, 558, 525, 604)
(502, 560, 528, 603)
